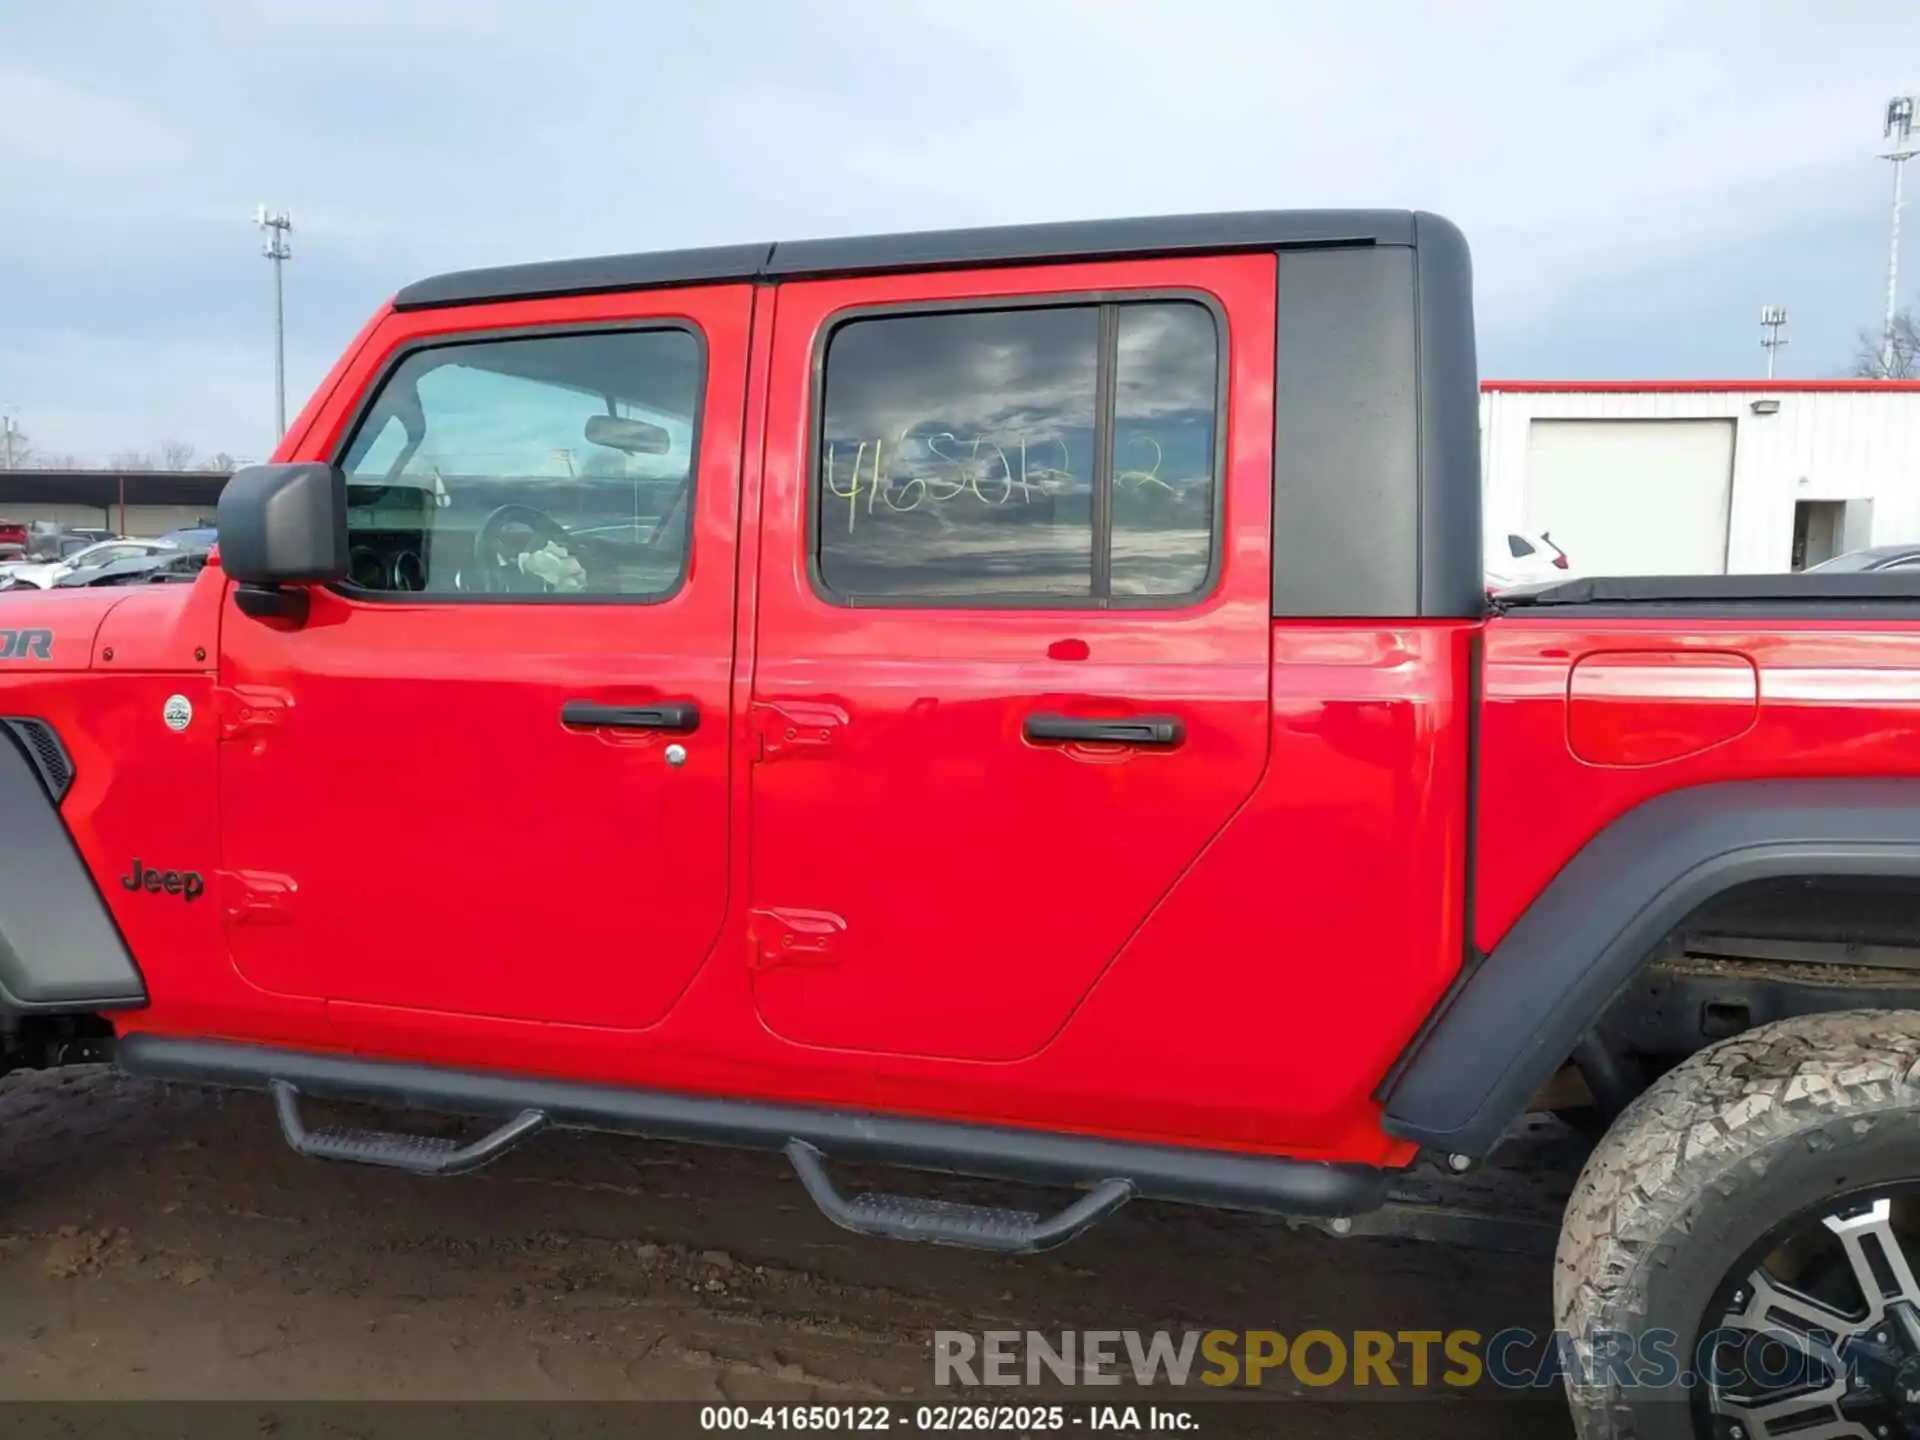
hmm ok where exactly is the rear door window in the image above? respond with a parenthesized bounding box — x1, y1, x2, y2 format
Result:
(814, 299, 1221, 606)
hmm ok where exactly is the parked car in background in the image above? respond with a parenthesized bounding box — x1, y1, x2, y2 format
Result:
(1805, 542, 1920, 573)
(155, 525, 218, 549)
(5, 538, 175, 591)
(55, 545, 210, 588)
(22, 523, 116, 560)
(0, 519, 26, 562)
(1485, 530, 1569, 589)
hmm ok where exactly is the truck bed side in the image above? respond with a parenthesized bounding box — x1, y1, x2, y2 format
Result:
(1478, 608, 1920, 951)
(1384, 589, 1920, 1155)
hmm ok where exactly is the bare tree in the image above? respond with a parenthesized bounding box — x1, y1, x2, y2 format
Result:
(39, 452, 82, 470)
(156, 439, 198, 470)
(1849, 309, 1920, 379)
(1, 424, 31, 470)
(108, 451, 155, 472)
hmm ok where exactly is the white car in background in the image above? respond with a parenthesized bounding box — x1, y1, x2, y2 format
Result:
(1486, 531, 1569, 590)
(1, 538, 175, 591)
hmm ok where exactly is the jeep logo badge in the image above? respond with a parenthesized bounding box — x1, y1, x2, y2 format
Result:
(120, 860, 206, 902)
(163, 695, 193, 733)
(0, 629, 53, 661)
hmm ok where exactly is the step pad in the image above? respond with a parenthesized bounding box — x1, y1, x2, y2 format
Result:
(844, 1192, 1043, 1244)
(785, 1140, 1133, 1254)
(268, 1080, 547, 1178)
(304, 1127, 465, 1165)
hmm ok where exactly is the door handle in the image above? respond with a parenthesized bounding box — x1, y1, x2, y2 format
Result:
(1023, 713, 1184, 747)
(561, 700, 700, 733)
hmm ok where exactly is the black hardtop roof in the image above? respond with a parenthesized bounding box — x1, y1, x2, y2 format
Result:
(394, 209, 1442, 311)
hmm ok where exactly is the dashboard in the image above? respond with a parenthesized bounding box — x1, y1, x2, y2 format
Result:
(345, 527, 433, 593)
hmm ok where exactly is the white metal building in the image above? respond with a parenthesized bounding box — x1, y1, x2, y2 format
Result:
(1480, 381, 1920, 575)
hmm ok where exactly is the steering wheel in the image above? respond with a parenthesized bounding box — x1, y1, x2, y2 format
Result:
(473, 503, 577, 594)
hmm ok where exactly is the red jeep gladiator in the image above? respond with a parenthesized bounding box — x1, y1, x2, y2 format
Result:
(4, 209, 1920, 1434)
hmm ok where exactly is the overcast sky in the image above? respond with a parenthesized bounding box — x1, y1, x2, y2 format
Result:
(2, 0, 1916, 463)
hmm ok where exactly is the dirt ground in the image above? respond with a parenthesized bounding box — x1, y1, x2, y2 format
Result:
(0, 1068, 1585, 1437)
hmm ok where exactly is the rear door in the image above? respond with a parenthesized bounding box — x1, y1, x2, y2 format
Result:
(218, 286, 751, 1028)
(747, 255, 1275, 1061)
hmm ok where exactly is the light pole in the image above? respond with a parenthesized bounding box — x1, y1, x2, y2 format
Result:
(1881, 97, 1918, 377)
(255, 205, 293, 438)
(1, 408, 19, 471)
(1760, 306, 1789, 379)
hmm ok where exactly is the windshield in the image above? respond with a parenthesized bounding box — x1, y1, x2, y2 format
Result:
(66, 542, 145, 566)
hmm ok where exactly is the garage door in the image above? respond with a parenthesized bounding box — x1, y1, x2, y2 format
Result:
(1525, 419, 1735, 576)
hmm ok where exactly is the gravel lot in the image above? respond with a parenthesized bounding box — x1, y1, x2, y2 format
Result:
(0, 1068, 1584, 1437)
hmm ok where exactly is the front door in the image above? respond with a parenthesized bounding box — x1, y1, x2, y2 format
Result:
(747, 255, 1275, 1062)
(218, 287, 751, 1028)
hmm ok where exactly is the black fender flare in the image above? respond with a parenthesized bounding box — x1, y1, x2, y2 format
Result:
(1381, 780, 1920, 1156)
(0, 720, 146, 1012)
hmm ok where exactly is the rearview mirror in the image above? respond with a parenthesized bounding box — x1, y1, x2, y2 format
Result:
(218, 463, 348, 624)
(584, 414, 671, 456)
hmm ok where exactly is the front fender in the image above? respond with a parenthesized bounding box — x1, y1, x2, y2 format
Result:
(0, 588, 131, 672)
(0, 721, 146, 1011)
(1381, 780, 1920, 1156)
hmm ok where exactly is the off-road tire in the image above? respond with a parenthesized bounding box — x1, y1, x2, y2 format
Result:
(1555, 1009, 1920, 1438)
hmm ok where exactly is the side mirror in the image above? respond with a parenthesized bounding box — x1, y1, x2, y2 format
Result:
(217, 463, 348, 625)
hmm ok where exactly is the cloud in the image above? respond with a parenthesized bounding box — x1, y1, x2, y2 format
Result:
(1, 0, 1915, 457)
(0, 328, 322, 468)
(0, 69, 190, 170)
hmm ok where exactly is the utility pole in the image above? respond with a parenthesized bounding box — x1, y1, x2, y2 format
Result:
(255, 206, 293, 438)
(1760, 306, 1789, 379)
(1882, 97, 1918, 377)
